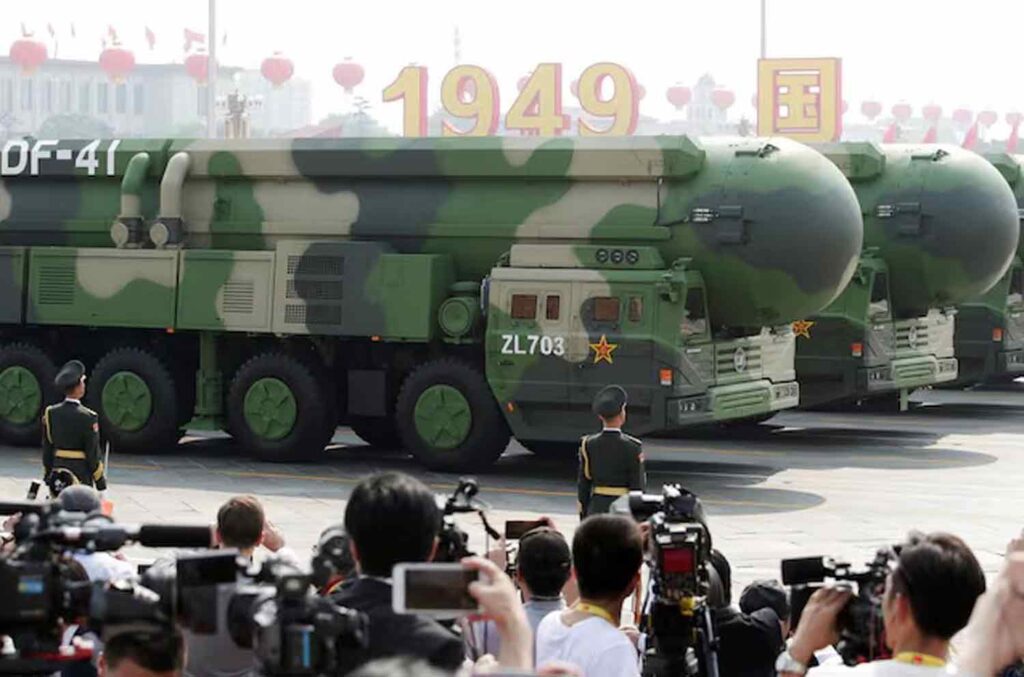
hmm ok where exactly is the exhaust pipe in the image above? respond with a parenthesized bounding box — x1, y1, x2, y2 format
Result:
(150, 151, 190, 248)
(109, 152, 150, 248)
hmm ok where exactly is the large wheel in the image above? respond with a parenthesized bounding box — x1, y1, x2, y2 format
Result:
(90, 347, 180, 454)
(350, 415, 402, 449)
(227, 352, 334, 463)
(395, 358, 510, 471)
(520, 440, 579, 460)
(0, 343, 59, 446)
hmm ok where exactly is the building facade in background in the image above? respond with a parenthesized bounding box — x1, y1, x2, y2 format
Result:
(0, 57, 311, 139)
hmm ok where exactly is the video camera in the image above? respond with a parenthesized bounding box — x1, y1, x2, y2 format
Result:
(0, 498, 212, 675)
(434, 477, 499, 563)
(782, 548, 896, 664)
(616, 485, 719, 677)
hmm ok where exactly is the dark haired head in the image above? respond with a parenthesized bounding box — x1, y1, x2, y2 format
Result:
(216, 495, 265, 550)
(517, 527, 571, 597)
(572, 515, 642, 600)
(889, 531, 985, 639)
(345, 472, 440, 577)
(101, 628, 185, 674)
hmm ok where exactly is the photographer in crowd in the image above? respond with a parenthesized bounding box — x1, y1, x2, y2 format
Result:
(713, 563, 790, 677)
(536, 514, 643, 676)
(331, 472, 465, 674)
(184, 495, 295, 677)
(469, 525, 573, 657)
(778, 531, 986, 676)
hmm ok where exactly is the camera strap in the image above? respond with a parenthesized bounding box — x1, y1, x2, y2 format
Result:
(893, 652, 945, 668)
(576, 602, 616, 624)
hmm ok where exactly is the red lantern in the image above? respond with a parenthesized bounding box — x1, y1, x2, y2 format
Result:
(1007, 112, 1023, 127)
(710, 88, 735, 111)
(952, 108, 973, 126)
(978, 110, 998, 127)
(666, 86, 692, 110)
(99, 46, 135, 83)
(261, 53, 294, 87)
(184, 52, 208, 84)
(332, 59, 364, 93)
(922, 103, 942, 122)
(9, 38, 47, 74)
(892, 103, 912, 122)
(861, 100, 882, 120)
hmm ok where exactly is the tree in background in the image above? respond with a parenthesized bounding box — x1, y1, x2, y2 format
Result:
(38, 114, 113, 139)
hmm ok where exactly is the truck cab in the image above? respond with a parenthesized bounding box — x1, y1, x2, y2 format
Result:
(954, 257, 1024, 384)
(485, 244, 799, 444)
(796, 253, 957, 408)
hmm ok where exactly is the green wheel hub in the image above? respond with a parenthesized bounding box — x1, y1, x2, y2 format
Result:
(102, 371, 153, 432)
(243, 377, 297, 441)
(0, 366, 42, 425)
(413, 385, 472, 450)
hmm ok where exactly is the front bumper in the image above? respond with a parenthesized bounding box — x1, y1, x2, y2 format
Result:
(857, 356, 958, 393)
(668, 379, 800, 425)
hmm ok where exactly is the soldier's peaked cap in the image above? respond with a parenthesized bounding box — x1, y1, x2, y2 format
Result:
(54, 360, 86, 391)
(593, 385, 627, 418)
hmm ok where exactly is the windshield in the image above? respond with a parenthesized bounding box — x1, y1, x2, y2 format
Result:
(682, 287, 708, 337)
(869, 272, 891, 320)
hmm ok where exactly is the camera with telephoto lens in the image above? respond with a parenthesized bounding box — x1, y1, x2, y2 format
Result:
(782, 548, 896, 664)
(142, 549, 369, 677)
(0, 498, 212, 676)
(615, 484, 719, 677)
(434, 477, 500, 563)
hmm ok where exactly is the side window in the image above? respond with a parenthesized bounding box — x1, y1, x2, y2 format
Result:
(511, 294, 537, 320)
(545, 295, 560, 320)
(682, 287, 707, 336)
(628, 296, 644, 323)
(1009, 268, 1023, 305)
(591, 297, 620, 322)
(869, 272, 890, 319)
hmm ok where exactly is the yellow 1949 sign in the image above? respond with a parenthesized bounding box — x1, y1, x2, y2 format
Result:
(383, 63, 641, 137)
(756, 58, 842, 142)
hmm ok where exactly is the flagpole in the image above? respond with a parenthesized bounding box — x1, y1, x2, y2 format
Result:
(206, 0, 218, 138)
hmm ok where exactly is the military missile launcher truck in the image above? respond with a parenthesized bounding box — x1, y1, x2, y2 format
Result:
(0, 136, 862, 470)
(950, 153, 1024, 385)
(796, 143, 1019, 409)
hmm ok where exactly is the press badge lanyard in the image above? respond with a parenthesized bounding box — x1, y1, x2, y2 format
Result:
(577, 602, 616, 624)
(893, 652, 946, 668)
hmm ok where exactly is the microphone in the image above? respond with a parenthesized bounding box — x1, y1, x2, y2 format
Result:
(137, 524, 213, 548)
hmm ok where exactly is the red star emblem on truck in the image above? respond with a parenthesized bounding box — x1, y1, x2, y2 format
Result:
(589, 335, 618, 364)
(792, 320, 815, 339)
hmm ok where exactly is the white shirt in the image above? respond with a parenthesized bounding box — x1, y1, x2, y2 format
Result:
(73, 551, 137, 582)
(536, 613, 640, 677)
(810, 659, 949, 677)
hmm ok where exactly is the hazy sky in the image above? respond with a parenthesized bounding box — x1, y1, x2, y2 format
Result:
(8, 0, 1022, 134)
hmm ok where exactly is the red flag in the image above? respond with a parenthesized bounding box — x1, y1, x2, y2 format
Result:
(962, 122, 979, 150)
(882, 122, 899, 143)
(184, 28, 205, 52)
(922, 126, 937, 143)
(47, 23, 55, 38)
(145, 26, 156, 50)
(1008, 123, 1020, 153)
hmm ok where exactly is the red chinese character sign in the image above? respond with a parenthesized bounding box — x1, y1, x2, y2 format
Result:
(756, 58, 842, 142)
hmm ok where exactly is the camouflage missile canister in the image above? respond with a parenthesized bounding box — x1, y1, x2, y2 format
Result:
(953, 153, 1024, 384)
(0, 135, 863, 469)
(797, 142, 1020, 408)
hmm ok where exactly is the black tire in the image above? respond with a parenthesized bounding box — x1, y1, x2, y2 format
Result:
(718, 413, 776, 429)
(395, 358, 510, 471)
(227, 352, 334, 463)
(0, 343, 59, 446)
(89, 347, 181, 454)
(520, 440, 579, 460)
(350, 415, 402, 449)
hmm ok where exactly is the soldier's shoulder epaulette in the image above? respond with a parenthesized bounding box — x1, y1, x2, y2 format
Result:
(76, 403, 98, 417)
(622, 433, 643, 446)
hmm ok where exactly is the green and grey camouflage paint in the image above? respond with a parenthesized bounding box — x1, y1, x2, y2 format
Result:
(0, 135, 863, 468)
(798, 142, 1020, 408)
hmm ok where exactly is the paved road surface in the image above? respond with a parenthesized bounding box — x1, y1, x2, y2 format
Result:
(2, 392, 1022, 593)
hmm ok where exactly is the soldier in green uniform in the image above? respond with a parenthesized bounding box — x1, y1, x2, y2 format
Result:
(42, 360, 107, 497)
(577, 385, 646, 519)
